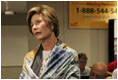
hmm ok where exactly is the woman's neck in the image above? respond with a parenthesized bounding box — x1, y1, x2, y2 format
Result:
(42, 33, 57, 51)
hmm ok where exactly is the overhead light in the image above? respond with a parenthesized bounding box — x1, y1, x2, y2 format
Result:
(4, 10, 15, 15)
(4, 1, 15, 15)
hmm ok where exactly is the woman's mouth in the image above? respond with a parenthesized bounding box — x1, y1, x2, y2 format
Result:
(34, 32, 41, 35)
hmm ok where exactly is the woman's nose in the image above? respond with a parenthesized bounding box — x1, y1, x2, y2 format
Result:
(32, 25, 38, 30)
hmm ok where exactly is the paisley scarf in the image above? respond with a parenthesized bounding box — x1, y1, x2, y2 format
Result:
(19, 40, 80, 79)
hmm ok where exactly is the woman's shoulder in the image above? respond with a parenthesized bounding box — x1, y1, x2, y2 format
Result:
(62, 43, 78, 54)
(24, 46, 39, 60)
(59, 42, 78, 61)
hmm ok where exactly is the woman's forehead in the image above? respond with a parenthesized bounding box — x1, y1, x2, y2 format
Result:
(31, 14, 43, 22)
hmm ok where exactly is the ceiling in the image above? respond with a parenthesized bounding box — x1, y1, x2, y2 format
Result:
(1, 1, 27, 13)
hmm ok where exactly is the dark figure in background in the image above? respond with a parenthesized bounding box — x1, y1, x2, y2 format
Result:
(78, 53, 91, 79)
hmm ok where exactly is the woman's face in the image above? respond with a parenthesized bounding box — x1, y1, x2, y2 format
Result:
(31, 14, 53, 41)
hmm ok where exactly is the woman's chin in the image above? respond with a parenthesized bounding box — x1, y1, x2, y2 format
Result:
(36, 36, 50, 42)
(37, 38, 42, 41)
(36, 37, 42, 41)
(36, 37, 46, 42)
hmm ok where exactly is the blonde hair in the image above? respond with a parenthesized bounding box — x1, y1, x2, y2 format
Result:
(27, 5, 59, 37)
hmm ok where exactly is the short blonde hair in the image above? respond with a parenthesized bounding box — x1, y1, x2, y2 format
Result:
(27, 5, 59, 37)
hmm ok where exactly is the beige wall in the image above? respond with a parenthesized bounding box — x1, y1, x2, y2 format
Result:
(1, 1, 108, 78)
(1, 25, 28, 66)
(1, 66, 22, 79)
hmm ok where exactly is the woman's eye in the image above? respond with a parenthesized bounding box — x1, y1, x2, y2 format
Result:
(35, 20, 41, 24)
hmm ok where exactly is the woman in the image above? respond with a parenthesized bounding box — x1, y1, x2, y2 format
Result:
(19, 5, 80, 79)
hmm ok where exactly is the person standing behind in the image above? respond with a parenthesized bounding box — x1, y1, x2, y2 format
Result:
(78, 53, 91, 78)
(19, 5, 80, 79)
(107, 53, 117, 73)
(107, 53, 117, 77)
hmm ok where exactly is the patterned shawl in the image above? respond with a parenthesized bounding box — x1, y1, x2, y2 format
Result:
(19, 40, 80, 79)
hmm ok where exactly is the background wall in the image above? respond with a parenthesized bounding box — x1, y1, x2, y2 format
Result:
(1, 1, 109, 78)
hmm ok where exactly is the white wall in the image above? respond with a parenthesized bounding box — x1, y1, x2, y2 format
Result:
(1, 25, 28, 66)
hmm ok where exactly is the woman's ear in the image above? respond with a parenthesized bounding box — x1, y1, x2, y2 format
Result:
(51, 25, 54, 31)
(48, 23, 54, 31)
